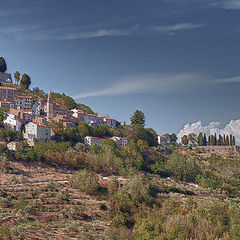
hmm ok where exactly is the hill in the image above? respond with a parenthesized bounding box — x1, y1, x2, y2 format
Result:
(1, 146, 240, 239)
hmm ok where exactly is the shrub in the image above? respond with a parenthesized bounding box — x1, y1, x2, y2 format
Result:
(70, 169, 99, 194)
(166, 153, 201, 182)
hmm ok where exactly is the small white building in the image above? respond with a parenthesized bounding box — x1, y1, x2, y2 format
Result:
(17, 96, 32, 109)
(84, 136, 104, 146)
(158, 136, 170, 145)
(3, 113, 22, 132)
(24, 122, 51, 143)
(111, 136, 128, 147)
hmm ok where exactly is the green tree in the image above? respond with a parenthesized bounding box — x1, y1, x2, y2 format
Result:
(20, 73, 31, 89)
(130, 110, 145, 127)
(208, 135, 211, 146)
(226, 135, 230, 146)
(14, 71, 20, 85)
(203, 133, 207, 146)
(198, 133, 203, 146)
(0, 57, 7, 73)
(230, 134, 233, 146)
(233, 136, 236, 146)
(214, 133, 217, 145)
(181, 135, 189, 145)
(188, 133, 197, 145)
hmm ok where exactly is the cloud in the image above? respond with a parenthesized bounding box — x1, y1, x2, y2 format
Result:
(0, 9, 28, 16)
(215, 76, 240, 83)
(73, 72, 205, 99)
(0, 22, 204, 41)
(177, 120, 240, 145)
(223, 0, 240, 9)
(151, 23, 204, 34)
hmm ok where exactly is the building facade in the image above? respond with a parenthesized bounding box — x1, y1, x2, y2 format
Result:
(84, 136, 105, 146)
(24, 122, 51, 143)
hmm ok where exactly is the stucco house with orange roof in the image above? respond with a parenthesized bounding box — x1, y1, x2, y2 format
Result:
(23, 122, 51, 144)
(84, 136, 105, 146)
(0, 86, 18, 102)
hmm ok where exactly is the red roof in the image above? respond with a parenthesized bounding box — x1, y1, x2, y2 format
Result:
(0, 86, 17, 90)
(31, 122, 51, 128)
(0, 100, 14, 104)
(18, 96, 32, 98)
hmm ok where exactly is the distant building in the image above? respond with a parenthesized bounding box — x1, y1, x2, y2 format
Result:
(71, 108, 117, 128)
(53, 115, 77, 129)
(158, 136, 170, 145)
(84, 136, 105, 146)
(4, 109, 32, 132)
(3, 113, 22, 132)
(111, 136, 128, 147)
(0, 100, 14, 109)
(0, 72, 12, 84)
(0, 86, 18, 102)
(16, 96, 32, 109)
(23, 122, 51, 144)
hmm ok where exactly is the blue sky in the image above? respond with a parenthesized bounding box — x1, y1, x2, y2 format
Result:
(1, 0, 240, 135)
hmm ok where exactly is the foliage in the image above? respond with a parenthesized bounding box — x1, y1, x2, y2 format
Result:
(134, 198, 240, 240)
(76, 103, 95, 114)
(70, 169, 99, 194)
(14, 71, 20, 85)
(51, 92, 76, 110)
(20, 73, 31, 89)
(0, 57, 7, 73)
(130, 110, 145, 127)
(166, 152, 201, 182)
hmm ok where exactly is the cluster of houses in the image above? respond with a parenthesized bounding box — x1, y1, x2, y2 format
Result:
(0, 77, 127, 149)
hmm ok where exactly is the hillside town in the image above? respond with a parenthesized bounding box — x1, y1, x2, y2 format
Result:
(0, 70, 129, 149)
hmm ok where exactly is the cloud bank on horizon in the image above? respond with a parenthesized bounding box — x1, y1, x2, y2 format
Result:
(177, 120, 240, 145)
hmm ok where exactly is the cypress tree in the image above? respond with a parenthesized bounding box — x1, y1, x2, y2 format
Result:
(226, 135, 230, 146)
(223, 135, 226, 146)
(230, 134, 233, 146)
(203, 133, 207, 146)
(210, 135, 214, 146)
(233, 136, 236, 146)
(208, 135, 211, 146)
(198, 133, 204, 146)
(214, 133, 217, 145)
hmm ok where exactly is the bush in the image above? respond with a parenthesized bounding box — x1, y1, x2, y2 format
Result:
(0, 154, 9, 173)
(70, 169, 99, 194)
(166, 153, 201, 182)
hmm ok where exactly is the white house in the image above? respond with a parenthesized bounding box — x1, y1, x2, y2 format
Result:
(17, 96, 32, 109)
(84, 136, 104, 146)
(24, 122, 51, 143)
(3, 113, 22, 132)
(111, 136, 128, 147)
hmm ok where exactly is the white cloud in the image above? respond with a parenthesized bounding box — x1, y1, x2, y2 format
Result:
(223, 0, 240, 9)
(216, 76, 240, 83)
(73, 72, 205, 99)
(177, 120, 240, 145)
(0, 22, 204, 41)
(151, 23, 204, 34)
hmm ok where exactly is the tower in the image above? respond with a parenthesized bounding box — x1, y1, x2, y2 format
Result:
(47, 90, 55, 118)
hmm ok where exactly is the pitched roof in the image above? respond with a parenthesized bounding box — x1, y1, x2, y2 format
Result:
(0, 86, 17, 90)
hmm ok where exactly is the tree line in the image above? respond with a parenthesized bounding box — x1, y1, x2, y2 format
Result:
(181, 132, 236, 146)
